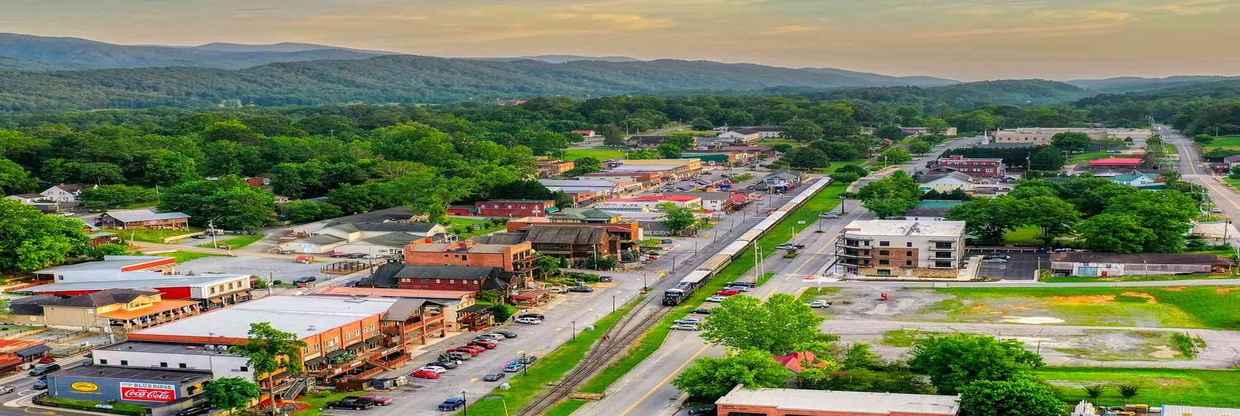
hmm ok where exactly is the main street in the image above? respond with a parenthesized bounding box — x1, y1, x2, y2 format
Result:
(579, 136, 980, 416)
(1162, 124, 1240, 246)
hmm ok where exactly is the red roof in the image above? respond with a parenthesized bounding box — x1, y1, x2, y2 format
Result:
(610, 194, 700, 203)
(1088, 158, 1143, 167)
(773, 351, 817, 373)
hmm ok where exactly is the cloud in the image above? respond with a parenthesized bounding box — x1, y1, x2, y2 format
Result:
(587, 13, 675, 31)
(761, 25, 817, 35)
(921, 8, 1134, 40)
(1149, 0, 1230, 16)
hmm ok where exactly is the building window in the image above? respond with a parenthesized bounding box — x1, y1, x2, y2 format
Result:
(907, 251, 913, 256)
(935, 261, 953, 268)
(240, 366, 248, 372)
(879, 241, 890, 247)
(121, 360, 129, 366)
(906, 242, 913, 247)
(906, 260, 913, 266)
(878, 250, 889, 256)
(179, 363, 187, 369)
(160, 362, 168, 367)
(879, 259, 890, 265)
(99, 359, 108, 365)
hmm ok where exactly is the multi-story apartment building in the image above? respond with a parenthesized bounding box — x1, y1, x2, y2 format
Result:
(835, 220, 966, 277)
(931, 155, 1006, 178)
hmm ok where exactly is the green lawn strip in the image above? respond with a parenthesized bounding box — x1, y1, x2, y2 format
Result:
(931, 287, 1240, 329)
(1002, 225, 1042, 246)
(755, 272, 776, 286)
(819, 160, 865, 175)
(1041, 274, 1231, 283)
(1226, 177, 1240, 191)
(110, 227, 204, 243)
(166, 251, 222, 264)
(569, 181, 847, 406)
(563, 148, 627, 161)
(797, 287, 840, 303)
(444, 216, 506, 239)
(294, 390, 365, 416)
(1066, 151, 1111, 164)
(1202, 135, 1240, 151)
(544, 399, 589, 416)
(1035, 367, 1240, 407)
(195, 233, 264, 249)
(458, 296, 643, 416)
(880, 329, 942, 347)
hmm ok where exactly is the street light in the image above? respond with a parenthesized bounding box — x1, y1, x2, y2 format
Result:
(462, 390, 468, 416)
(571, 320, 577, 341)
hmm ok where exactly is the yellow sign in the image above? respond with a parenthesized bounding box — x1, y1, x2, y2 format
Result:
(70, 382, 100, 393)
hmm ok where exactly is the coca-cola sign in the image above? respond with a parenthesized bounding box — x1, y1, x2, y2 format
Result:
(119, 382, 177, 402)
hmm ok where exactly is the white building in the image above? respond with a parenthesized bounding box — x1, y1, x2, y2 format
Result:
(40, 184, 91, 205)
(91, 342, 254, 380)
(836, 220, 966, 277)
(918, 172, 975, 193)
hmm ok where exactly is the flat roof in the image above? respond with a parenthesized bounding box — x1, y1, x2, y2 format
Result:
(315, 286, 472, 300)
(716, 388, 959, 415)
(101, 299, 199, 320)
(35, 256, 172, 274)
(129, 296, 397, 340)
(55, 365, 210, 383)
(100, 341, 243, 357)
(843, 219, 965, 238)
(24, 274, 249, 294)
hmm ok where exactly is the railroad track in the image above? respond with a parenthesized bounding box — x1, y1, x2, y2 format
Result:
(518, 296, 672, 416)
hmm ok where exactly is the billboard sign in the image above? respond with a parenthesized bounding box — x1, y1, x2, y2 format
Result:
(119, 382, 177, 402)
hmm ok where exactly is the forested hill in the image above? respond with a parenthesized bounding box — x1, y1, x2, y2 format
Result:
(0, 55, 957, 112)
(782, 79, 1093, 108)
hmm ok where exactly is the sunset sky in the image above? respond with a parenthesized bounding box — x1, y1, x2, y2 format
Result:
(5, 0, 1238, 80)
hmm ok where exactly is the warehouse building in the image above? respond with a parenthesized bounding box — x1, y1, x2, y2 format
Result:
(45, 365, 212, 416)
(1050, 252, 1231, 277)
(715, 387, 959, 416)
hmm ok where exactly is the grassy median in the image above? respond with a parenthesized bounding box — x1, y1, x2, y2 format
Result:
(461, 296, 644, 416)
(544, 180, 847, 415)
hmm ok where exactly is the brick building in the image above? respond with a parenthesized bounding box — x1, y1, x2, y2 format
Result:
(930, 155, 1006, 178)
(403, 239, 535, 286)
(475, 200, 555, 217)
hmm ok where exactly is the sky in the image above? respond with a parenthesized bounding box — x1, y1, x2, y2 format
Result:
(4, 0, 1239, 81)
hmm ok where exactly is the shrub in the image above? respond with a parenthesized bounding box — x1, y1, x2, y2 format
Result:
(1084, 385, 1104, 399)
(1118, 384, 1139, 398)
(1170, 333, 1207, 358)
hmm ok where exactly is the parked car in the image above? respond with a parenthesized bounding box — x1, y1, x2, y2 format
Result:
(175, 403, 212, 416)
(483, 371, 506, 382)
(716, 289, 740, 296)
(820, 212, 840, 219)
(981, 258, 1008, 264)
(328, 398, 373, 410)
(445, 351, 472, 361)
(448, 347, 481, 357)
(515, 317, 543, 325)
(729, 281, 756, 288)
(724, 285, 750, 292)
(776, 244, 797, 250)
(494, 330, 518, 338)
(359, 396, 393, 406)
(433, 358, 459, 369)
(671, 323, 700, 331)
(685, 404, 716, 415)
(28, 363, 60, 376)
(417, 366, 448, 374)
(599, 275, 614, 282)
(808, 300, 831, 309)
(0, 385, 13, 395)
(438, 397, 466, 411)
(674, 317, 701, 325)
(983, 254, 1011, 260)
(31, 380, 47, 390)
(479, 333, 506, 341)
(517, 313, 546, 320)
(411, 369, 440, 379)
(503, 360, 525, 372)
(568, 285, 594, 293)
(291, 276, 316, 286)
(469, 339, 498, 349)
(705, 295, 727, 303)
(692, 307, 713, 314)
(519, 354, 537, 365)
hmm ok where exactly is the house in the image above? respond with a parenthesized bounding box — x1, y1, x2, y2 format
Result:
(535, 158, 576, 178)
(34, 256, 177, 283)
(96, 209, 190, 230)
(0, 339, 51, 374)
(40, 184, 91, 205)
(1110, 172, 1164, 189)
(404, 239, 535, 286)
(717, 131, 761, 144)
(931, 155, 1006, 178)
(9, 289, 200, 333)
(244, 176, 270, 187)
(918, 171, 975, 193)
(1050, 252, 1231, 277)
(364, 263, 510, 292)
(281, 221, 449, 255)
(22, 274, 252, 311)
(5, 193, 60, 212)
(571, 129, 597, 138)
(1087, 158, 1144, 170)
(715, 387, 960, 416)
(836, 220, 967, 278)
(735, 126, 784, 139)
(475, 200, 556, 218)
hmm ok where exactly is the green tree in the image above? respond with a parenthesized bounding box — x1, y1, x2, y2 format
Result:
(783, 119, 824, 141)
(657, 142, 684, 159)
(880, 147, 911, 164)
(79, 185, 158, 210)
(0, 199, 90, 272)
(909, 334, 1045, 395)
(1050, 132, 1090, 152)
(811, 140, 865, 161)
(690, 118, 714, 131)
(138, 149, 198, 186)
(1028, 147, 1065, 171)
(959, 378, 1067, 416)
(279, 200, 343, 224)
(924, 118, 951, 135)
(236, 323, 307, 414)
(905, 139, 931, 154)
(660, 203, 698, 236)
(1105, 190, 1197, 252)
(0, 157, 35, 194)
(701, 294, 829, 355)
(159, 176, 276, 231)
(373, 123, 460, 167)
(784, 147, 830, 169)
(204, 377, 261, 415)
(203, 120, 262, 143)
(672, 350, 793, 402)
(1076, 212, 1155, 254)
(857, 171, 920, 218)
(568, 157, 603, 176)
(876, 125, 906, 141)
(1010, 196, 1079, 245)
(599, 125, 626, 147)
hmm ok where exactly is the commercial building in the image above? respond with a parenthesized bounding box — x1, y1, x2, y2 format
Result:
(901, 126, 958, 137)
(404, 239, 535, 286)
(280, 221, 448, 255)
(918, 171, 975, 193)
(715, 387, 960, 416)
(992, 128, 1153, 146)
(1087, 158, 1144, 170)
(9, 289, 201, 333)
(609, 159, 703, 180)
(46, 365, 213, 416)
(539, 179, 639, 199)
(0, 339, 51, 374)
(836, 220, 966, 277)
(1049, 252, 1231, 277)
(315, 286, 476, 331)
(507, 217, 642, 253)
(34, 255, 177, 283)
(22, 274, 253, 311)
(902, 200, 966, 221)
(931, 155, 1006, 178)
(535, 157, 575, 177)
(475, 200, 556, 218)
(364, 263, 510, 292)
(597, 194, 702, 212)
(96, 209, 191, 230)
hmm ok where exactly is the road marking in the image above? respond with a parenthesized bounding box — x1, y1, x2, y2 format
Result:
(620, 343, 711, 416)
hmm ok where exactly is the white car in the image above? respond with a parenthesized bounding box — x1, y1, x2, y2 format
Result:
(808, 300, 831, 309)
(515, 317, 542, 325)
(820, 212, 840, 219)
(480, 333, 506, 341)
(671, 323, 701, 331)
(674, 317, 702, 325)
(705, 295, 727, 303)
(417, 366, 448, 374)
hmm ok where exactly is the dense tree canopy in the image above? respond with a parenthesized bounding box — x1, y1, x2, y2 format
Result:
(857, 171, 920, 218)
(0, 199, 90, 272)
(672, 349, 793, 402)
(701, 294, 831, 355)
(909, 334, 1045, 395)
(159, 176, 277, 231)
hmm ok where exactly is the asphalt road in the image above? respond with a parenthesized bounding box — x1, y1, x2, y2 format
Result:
(1162, 124, 1240, 247)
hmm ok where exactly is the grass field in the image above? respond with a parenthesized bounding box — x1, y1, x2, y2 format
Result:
(196, 233, 263, 249)
(165, 251, 221, 264)
(1202, 135, 1240, 151)
(880, 329, 941, 347)
(1226, 177, 1240, 191)
(1036, 368, 1240, 407)
(1067, 151, 1111, 164)
(925, 287, 1240, 329)
(294, 390, 365, 416)
(563, 148, 626, 161)
(798, 287, 840, 303)
(1002, 225, 1042, 246)
(553, 180, 848, 414)
(1041, 274, 1232, 283)
(460, 296, 643, 416)
(443, 216, 505, 238)
(110, 227, 203, 243)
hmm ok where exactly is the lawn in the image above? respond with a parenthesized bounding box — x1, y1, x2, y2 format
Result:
(1066, 151, 1111, 164)
(1226, 177, 1240, 191)
(924, 287, 1240, 329)
(562, 148, 627, 161)
(1036, 368, 1240, 407)
(1002, 225, 1042, 246)
(552, 180, 849, 414)
(294, 390, 365, 416)
(164, 251, 221, 264)
(460, 296, 643, 416)
(110, 227, 203, 243)
(879, 329, 943, 347)
(1041, 274, 1232, 283)
(443, 216, 506, 239)
(1201, 135, 1240, 151)
(797, 287, 840, 303)
(196, 233, 264, 249)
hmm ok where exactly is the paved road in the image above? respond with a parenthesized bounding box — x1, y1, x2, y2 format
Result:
(1162, 124, 1240, 247)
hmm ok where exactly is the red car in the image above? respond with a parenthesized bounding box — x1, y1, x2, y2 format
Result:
(470, 340, 498, 349)
(412, 369, 440, 379)
(449, 346, 484, 356)
(716, 289, 740, 296)
(361, 396, 394, 406)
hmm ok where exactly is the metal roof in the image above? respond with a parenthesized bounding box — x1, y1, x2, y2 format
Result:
(23, 274, 249, 294)
(130, 296, 398, 339)
(716, 387, 959, 415)
(103, 209, 190, 223)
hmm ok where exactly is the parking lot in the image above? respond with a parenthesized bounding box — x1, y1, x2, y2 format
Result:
(970, 250, 1046, 280)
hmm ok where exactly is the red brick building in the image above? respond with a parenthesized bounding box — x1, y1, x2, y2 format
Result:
(931, 155, 1006, 178)
(404, 239, 535, 286)
(475, 200, 555, 217)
